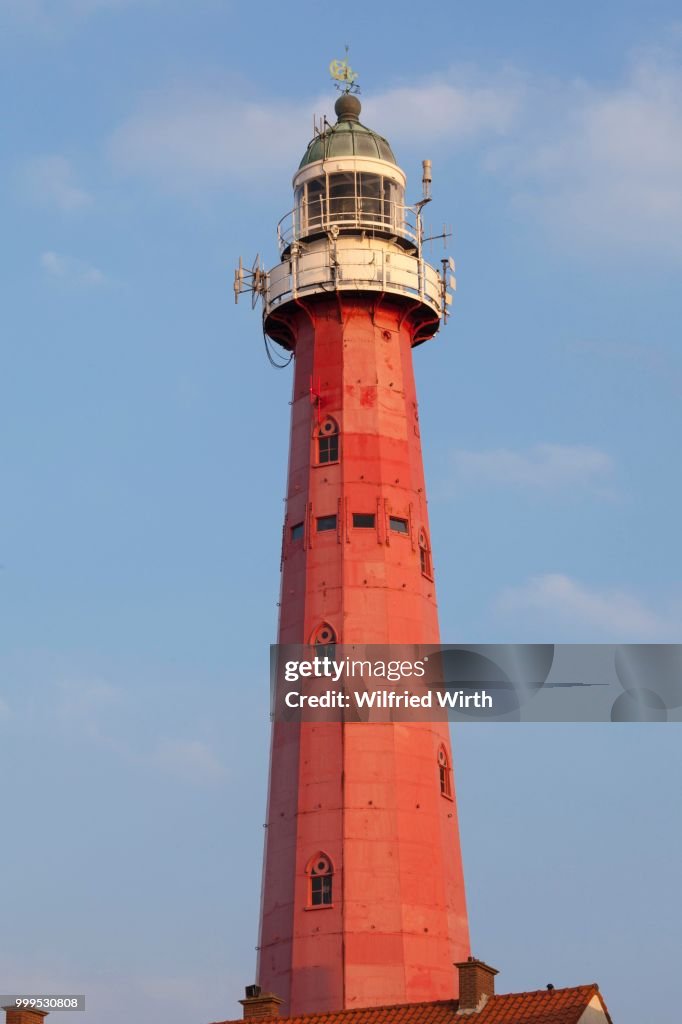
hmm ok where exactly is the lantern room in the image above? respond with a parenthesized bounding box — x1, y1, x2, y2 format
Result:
(278, 93, 418, 253)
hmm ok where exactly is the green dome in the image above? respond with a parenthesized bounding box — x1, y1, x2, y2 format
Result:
(298, 95, 397, 168)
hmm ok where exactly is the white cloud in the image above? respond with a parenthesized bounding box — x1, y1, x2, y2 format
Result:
(452, 443, 614, 491)
(152, 738, 226, 783)
(362, 72, 524, 145)
(497, 574, 681, 641)
(23, 155, 92, 211)
(107, 70, 524, 192)
(498, 49, 682, 253)
(108, 87, 315, 191)
(40, 250, 109, 287)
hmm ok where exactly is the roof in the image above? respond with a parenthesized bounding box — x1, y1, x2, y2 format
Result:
(298, 94, 396, 168)
(476, 985, 613, 1023)
(210, 985, 613, 1024)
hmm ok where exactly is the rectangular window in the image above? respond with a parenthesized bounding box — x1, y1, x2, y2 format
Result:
(389, 516, 409, 534)
(311, 875, 332, 906)
(291, 522, 304, 541)
(318, 435, 339, 464)
(316, 515, 337, 532)
(353, 513, 376, 529)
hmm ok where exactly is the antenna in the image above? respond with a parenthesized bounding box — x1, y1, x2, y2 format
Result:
(422, 223, 452, 247)
(234, 254, 267, 307)
(413, 159, 433, 234)
(421, 159, 432, 201)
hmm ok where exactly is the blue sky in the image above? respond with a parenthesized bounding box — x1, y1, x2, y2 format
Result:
(1, 1, 681, 1022)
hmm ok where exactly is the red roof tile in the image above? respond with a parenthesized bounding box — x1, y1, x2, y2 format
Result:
(210, 985, 613, 1024)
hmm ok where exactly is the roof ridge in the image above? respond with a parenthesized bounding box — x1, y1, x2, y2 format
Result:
(491, 983, 598, 998)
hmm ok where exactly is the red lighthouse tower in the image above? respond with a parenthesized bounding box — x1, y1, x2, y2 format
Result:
(236, 76, 468, 1018)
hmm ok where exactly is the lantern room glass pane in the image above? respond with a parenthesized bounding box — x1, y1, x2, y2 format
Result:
(294, 185, 304, 237)
(359, 173, 382, 222)
(306, 177, 325, 231)
(388, 180, 405, 230)
(329, 172, 356, 221)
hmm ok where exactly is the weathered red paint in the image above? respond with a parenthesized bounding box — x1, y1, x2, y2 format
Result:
(257, 293, 470, 1015)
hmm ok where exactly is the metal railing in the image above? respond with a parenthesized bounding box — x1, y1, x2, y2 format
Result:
(264, 241, 444, 322)
(277, 198, 421, 253)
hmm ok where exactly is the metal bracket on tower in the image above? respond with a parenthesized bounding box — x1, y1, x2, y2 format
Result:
(439, 256, 456, 323)
(234, 254, 268, 309)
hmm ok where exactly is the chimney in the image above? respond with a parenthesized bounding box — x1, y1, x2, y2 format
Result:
(239, 987, 283, 1020)
(4, 1010, 49, 1024)
(455, 958, 498, 1013)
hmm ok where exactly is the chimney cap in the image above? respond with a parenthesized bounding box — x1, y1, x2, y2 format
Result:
(239, 991, 283, 1020)
(455, 957, 499, 976)
(3, 1011, 49, 1020)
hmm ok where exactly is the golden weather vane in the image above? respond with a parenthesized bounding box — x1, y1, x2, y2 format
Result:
(329, 45, 360, 93)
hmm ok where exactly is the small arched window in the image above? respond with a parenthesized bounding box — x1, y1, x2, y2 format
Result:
(419, 529, 432, 579)
(311, 622, 337, 661)
(307, 852, 333, 907)
(438, 745, 453, 799)
(317, 417, 339, 465)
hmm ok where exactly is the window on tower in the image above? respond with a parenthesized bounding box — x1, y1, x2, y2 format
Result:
(291, 522, 304, 542)
(438, 745, 453, 799)
(353, 513, 376, 529)
(307, 852, 334, 908)
(317, 417, 339, 465)
(311, 622, 336, 661)
(316, 514, 337, 532)
(419, 529, 433, 578)
(389, 515, 409, 535)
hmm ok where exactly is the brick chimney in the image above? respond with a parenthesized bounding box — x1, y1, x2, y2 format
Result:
(3, 1010, 48, 1024)
(455, 958, 499, 1013)
(239, 987, 283, 1020)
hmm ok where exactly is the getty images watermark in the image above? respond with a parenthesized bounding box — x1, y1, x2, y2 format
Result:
(271, 645, 682, 723)
(282, 654, 491, 711)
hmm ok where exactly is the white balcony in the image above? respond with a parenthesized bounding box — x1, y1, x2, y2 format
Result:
(264, 236, 443, 320)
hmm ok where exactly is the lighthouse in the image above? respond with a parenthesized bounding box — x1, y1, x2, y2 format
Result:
(235, 67, 468, 1017)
